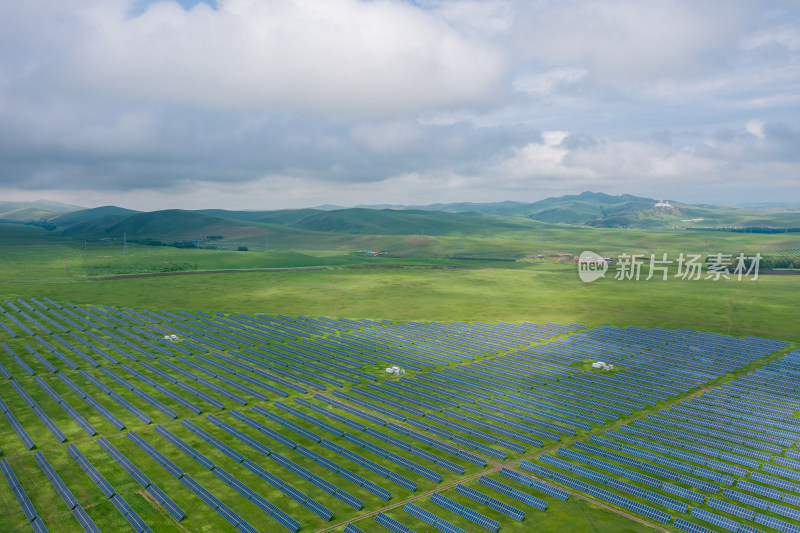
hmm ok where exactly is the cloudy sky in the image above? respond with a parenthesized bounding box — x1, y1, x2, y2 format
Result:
(1, 0, 799, 210)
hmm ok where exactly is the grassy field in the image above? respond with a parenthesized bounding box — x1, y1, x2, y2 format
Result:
(2, 221, 799, 341)
(2, 264, 798, 342)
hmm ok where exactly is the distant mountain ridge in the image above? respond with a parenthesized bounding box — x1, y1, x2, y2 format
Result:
(50, 206, 141, 226)
(0, 200, 86, 222)
(353, 192, 800, 228)
(12, 192, 800, 243)
(59, 206, 545, 242)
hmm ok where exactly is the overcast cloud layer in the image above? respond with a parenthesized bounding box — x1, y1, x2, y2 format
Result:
(1, 0, 799, 209)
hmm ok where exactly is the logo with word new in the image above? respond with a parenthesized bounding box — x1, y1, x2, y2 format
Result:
(577, 251, 609, 282)
(577, 251, 761, 282)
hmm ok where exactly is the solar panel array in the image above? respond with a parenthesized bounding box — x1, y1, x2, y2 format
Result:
(35, 450, 102, 532)
(430, 492, 500, 532)
(521, 347, 800, 533)
(1, 457, 49, 532)
(479, 474, 548, 510)
(404, 502, 468, 533)
(374, 511, 417, 533)
(454, 483, 526, 521)
(2, 297, 799, 533)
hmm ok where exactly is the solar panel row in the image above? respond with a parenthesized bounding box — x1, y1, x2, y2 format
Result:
(0, 391, 36, 449)
(385, 420, 487, 467)
(374, 511, 416, 533)
(34, 451, 100, 530)
(498, 465, 570, 501)
(207, 352, 297, 395)
(139, 360, 226, 410)
(430, 492, 499, 532)
(425, 411, 526, 454)
(443, 407, 546, 447)
(237, 459, 301, 532)
(480, 475, 548, 510)
(180, 474, 261, 533)
(404, 501, 468, 533)
(1, 457, 48, 530)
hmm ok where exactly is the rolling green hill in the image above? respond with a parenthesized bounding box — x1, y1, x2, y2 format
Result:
(0, 200, 85, 221)
(196, 208, 324, 225)
(62, 210, 265, 241)
(51, 205, 141, 226)
(47, 193, 800, 249)
(384, 192, 800, 228)
(56, 207, 545, 243)
(289, 208, 540, 235)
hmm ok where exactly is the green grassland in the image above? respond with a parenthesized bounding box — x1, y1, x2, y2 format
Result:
(2, 222, 800, 342)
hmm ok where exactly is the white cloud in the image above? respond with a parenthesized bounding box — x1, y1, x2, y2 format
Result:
(742, 25, 800, 51)
(60, 0, 506, 118)
(512, 67, 587, 97)
(745, 119, 766, 139)
(514, 0, 755, 82)
(0, 0, 799, 207)
(497, 130, 597, 181)
(349, 121, 423, 155)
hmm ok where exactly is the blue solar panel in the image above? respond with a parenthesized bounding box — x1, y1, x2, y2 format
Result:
(303, 498, 333, 522)
(181, 419, 244, 462)
(540, 453, 574, 471)
(127, 431, 184, 478)
(374, 512, 416, 533)
(271, 508, 301, 532)
(707, 497, 755, 521)
(750, 471, 796, 491)
(519, 460, 555, 479)
(2, 458, 43, 524)
(34, 452, 79, 511)
(479, 476, 548, 511)
(430, 492, 499, 532)
(690, 507, 740, 532)
(181, 474, 221, 509)
(674, 518, 716, 533)
(769, 502, 800, 521)
(754, 512, 800, 533)
(145, 484, 185, 522)
(72, 503, 101, 533)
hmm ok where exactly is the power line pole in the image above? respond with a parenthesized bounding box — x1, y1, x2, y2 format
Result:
(123, 232, 128, 254)
(458, 232, 462, 250)
(265, 231, 269, 252)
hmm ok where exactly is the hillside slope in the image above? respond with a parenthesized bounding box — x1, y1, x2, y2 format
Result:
(288, 208, 540, 235)
(365, 192, 800, 228)
(62, 210, 267, 241)
(0, 200, 85, 221)
(51, 206, 141, 226)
